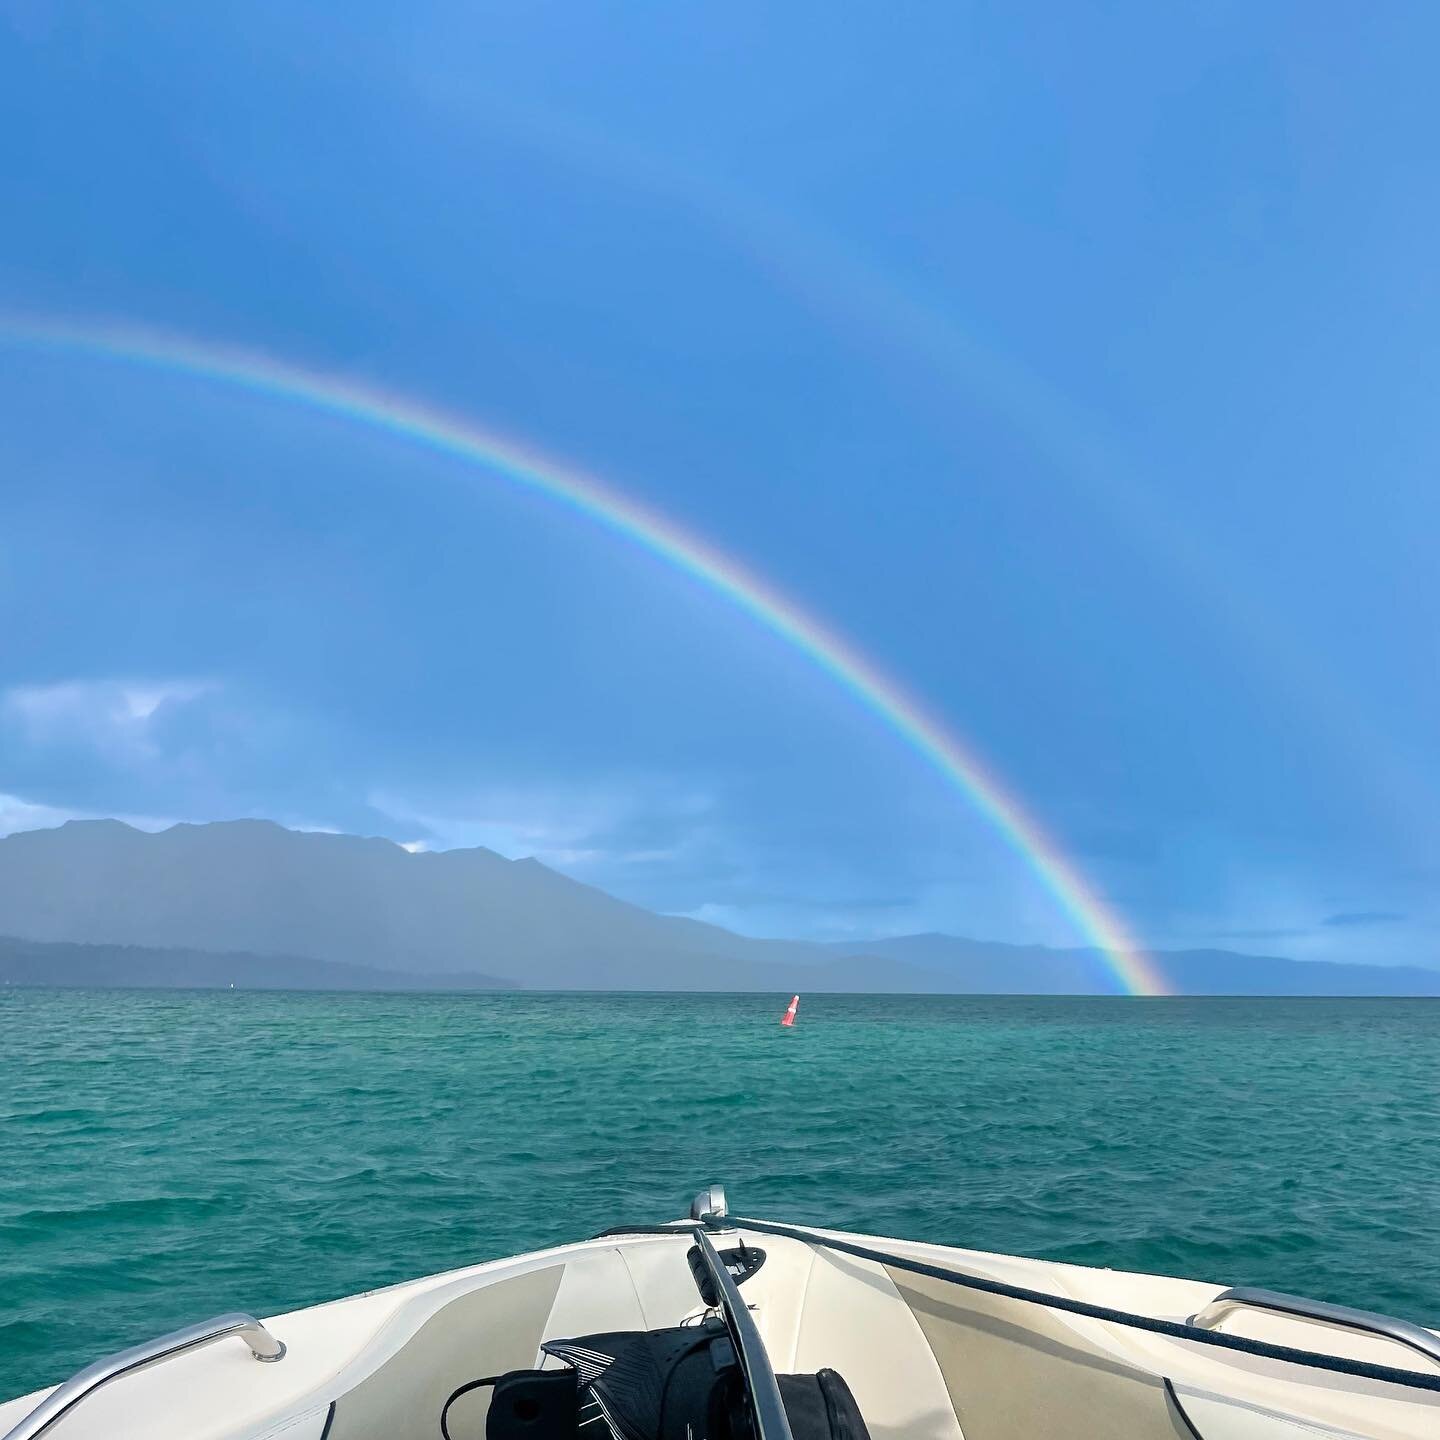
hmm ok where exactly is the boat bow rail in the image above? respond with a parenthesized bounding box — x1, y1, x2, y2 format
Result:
(692, 1226, 795, 1440)
(0, 1312, 286, 1440)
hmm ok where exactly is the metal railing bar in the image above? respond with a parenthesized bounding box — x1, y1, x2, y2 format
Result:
(1188, 1287, 1440, 1369)
(692, 1227, 795, 1440)
(1, 1311, 285, 1440)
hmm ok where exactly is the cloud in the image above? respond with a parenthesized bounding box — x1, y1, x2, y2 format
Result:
(365, 781, 709, 868)
(0, 679, 353, 838)
(712, 889, 915, 912)
(675, 902, 749, 930)
(670, 895, 915, 941)
(365, 781, 960, 940)
(1322, 910, 1405, 929)
(2, 677, 215, 761)
(1209, 926, 1311, 941)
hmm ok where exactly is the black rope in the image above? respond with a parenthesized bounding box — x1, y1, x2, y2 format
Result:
(592, 1215, 1440, 1397)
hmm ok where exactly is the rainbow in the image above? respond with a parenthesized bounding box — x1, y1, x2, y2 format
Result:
(0, 316, 1166, 994)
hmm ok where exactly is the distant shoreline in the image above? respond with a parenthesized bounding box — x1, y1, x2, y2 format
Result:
(4, 820, 1438, 997)
(5, 977, 1439, 1000)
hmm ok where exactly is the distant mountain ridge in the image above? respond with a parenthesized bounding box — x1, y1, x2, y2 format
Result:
(831, 932, 1440, 997)
(0, 934, 511, 991)
(0, 819, 1436, 995)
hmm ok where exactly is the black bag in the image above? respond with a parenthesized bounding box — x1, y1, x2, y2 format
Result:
(544, 1319, 747, 1440)
(776, 1371, 870, 1440)
(487, 1369, 580, 1440)
(443, 1368, 579, 1440)
(454, 1326, 872, 1440)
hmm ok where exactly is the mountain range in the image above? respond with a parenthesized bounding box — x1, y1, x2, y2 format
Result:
(1, 818, 1437, 995)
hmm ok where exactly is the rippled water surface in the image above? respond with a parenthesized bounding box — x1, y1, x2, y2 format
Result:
(2, 990, 1437, 1398)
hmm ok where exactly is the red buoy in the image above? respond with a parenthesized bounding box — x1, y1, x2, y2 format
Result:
(780, 994, 799, 1027)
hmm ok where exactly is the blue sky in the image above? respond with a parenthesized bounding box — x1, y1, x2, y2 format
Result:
(2, 3, 1438, 964)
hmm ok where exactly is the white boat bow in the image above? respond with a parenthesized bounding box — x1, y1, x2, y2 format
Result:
(1, 1186, 1435, 1440)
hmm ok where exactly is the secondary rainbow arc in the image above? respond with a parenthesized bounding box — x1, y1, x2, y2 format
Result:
(0, 317, 1167, 995)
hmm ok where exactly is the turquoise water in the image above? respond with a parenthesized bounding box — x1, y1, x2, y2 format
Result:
(2, 990, 1438, 1399)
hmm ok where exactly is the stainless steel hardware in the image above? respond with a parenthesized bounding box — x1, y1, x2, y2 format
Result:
(1, 1311, 286, 1440)
(1188, 1286, 1440, 1368)
(694, 1226, 795, 1440)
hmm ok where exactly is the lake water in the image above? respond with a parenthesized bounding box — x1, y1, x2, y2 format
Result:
(2, 989, 1437, 1399)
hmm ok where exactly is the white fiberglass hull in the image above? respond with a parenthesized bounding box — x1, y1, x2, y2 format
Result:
(1, 1217, 1435, 1440)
